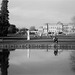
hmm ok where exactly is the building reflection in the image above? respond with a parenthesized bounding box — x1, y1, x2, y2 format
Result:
(0, 49, 10, 75)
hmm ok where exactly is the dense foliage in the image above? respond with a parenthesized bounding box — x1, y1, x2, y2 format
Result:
(0, 0, 10, 36)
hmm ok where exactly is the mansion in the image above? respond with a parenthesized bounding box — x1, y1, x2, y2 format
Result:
(38, 22, 75, 35)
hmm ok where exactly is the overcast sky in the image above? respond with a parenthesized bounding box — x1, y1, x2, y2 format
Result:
(0, 0, 75, 28)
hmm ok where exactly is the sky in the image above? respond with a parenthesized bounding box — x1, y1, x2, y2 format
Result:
(0, 0, 75, 28)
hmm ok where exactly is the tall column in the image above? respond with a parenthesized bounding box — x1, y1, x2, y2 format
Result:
(27, 30, 30, 40)
(45, 23, 49, 36)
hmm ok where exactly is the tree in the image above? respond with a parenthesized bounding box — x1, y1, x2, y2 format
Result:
(8, 24, 18, 34)
(0, 0, 10, 36)
(20, 28, 28, 32)
(29, 26, 37, 31)
(71, 16, 75, 32)
(19, 28, 28, 34)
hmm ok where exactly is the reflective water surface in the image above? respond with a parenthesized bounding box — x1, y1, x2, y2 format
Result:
(0, 44, 75, 75)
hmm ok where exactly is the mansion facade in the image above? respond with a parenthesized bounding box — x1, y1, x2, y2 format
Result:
(38, 22, 75, 36)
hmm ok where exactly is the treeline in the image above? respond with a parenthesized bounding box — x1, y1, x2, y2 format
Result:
(0, 0, 19, 36)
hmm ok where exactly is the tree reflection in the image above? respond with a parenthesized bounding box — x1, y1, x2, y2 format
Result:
(53, 43, 58, 56)
(0, 49, 10, 75)
(70, 51, 75, 72)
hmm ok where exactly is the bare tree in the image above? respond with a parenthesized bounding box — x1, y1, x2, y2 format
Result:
(71, 16, 75, 24)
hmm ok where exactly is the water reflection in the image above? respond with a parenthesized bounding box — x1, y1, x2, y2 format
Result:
(27, 49, 30, 58)
(70, 51, 75, 72)
(27, 43, 63, 58)
(0, 44, 75, 75)
(53, 43, 58, 56)
(9, 46, 75, 75)
(46, 43, 63, 56)
(0, 49, 10, 75)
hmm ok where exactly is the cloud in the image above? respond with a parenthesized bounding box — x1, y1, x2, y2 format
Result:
(9, 7, 43, 18)
(9, 6, 73, 28)
(8, 0, 75, 28)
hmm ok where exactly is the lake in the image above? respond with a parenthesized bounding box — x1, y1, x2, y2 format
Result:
(0, 43, 75, 75)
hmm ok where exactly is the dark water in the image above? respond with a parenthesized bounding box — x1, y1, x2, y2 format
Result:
(0, 43, 75, 75)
